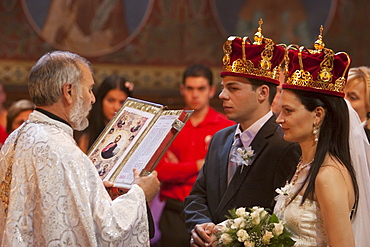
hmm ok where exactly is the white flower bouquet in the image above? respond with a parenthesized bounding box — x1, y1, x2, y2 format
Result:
(216, 206, 295, 247)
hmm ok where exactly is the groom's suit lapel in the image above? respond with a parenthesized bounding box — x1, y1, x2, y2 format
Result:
(215, 116, 277, 216)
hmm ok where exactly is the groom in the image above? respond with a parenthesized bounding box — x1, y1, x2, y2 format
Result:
(183, 22, 301, 246)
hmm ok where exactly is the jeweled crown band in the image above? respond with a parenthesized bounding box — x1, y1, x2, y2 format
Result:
(284, 69, 347, 97)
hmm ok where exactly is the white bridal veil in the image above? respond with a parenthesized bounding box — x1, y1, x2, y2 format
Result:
(346, 99, 370, 245)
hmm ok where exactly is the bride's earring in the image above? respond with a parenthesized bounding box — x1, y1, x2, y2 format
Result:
(313, 122, 319, 142)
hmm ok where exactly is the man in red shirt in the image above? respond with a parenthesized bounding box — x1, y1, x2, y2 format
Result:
(0, 125, 8, 149)
(155, 64, 235, 246)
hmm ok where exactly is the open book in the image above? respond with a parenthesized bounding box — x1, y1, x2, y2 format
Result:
(87, 97, 193, 189)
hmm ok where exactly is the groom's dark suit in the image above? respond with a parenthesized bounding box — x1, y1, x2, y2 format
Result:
(184, 115, 300, 230)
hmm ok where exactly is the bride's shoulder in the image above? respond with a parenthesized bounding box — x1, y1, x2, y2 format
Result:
(320, 155, 348, 172)
(316, 155, 350, 187)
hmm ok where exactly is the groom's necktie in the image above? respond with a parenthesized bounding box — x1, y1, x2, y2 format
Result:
(227, 134, 243, 185)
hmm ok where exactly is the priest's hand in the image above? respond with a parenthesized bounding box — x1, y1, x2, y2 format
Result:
(103, 181, 114, 188)
(133, 168, 160, 202)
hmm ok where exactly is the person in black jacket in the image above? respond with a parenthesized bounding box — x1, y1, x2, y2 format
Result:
(183, 20, 300, 247)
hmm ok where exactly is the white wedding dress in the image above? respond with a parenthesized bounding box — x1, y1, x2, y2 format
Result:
(274, 169, 328, 247)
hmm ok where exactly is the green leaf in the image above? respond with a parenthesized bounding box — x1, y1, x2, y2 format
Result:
(226, 208, 238, 219)
(269, 214, 279, 223)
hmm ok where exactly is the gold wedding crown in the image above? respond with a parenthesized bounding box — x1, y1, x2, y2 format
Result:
(283, 26, 351, 97)
(220, 19, 285, 85)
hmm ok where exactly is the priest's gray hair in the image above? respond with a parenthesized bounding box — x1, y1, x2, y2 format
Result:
(28, 51, 93, 106)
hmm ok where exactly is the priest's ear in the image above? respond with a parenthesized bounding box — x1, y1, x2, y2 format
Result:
(62, 83, 74, 105)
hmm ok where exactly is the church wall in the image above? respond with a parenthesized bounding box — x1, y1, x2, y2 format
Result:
(0, 0, 369, 112)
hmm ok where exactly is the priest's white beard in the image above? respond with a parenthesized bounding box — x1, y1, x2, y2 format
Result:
(69, 95, 91, 131)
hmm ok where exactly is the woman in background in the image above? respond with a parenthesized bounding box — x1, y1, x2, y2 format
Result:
(344, 66, 370, 141)
(78, 75, 133, 153)
(6, 99, 35, 134)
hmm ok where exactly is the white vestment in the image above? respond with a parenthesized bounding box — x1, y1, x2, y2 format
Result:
(0, 111, 150, 246)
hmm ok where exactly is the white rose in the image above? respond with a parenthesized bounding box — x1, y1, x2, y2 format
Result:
(244, 240, 255, 247)
(236, 207, 247, 217)
(251, 211, 260, 225)
(256, 207, 265, 214)
(224, 219, 233, 228)
(272, 223, 284, 236)
(236, 229, 249, 242)
(220, 233, 233, 245)
(215, 223, 227, 233)
(260, 210, 268, 219)
(251, 206, 260, 211)
(262, 231, 274, 244)
(232, 217, 247, 229)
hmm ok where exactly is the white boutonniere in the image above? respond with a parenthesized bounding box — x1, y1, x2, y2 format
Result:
(236, 146, 255, 173)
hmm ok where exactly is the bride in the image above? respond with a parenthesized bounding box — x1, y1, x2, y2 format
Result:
(274, 40, 370, 246)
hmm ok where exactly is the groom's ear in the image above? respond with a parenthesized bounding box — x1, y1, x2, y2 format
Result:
(257, 84, 269, 103)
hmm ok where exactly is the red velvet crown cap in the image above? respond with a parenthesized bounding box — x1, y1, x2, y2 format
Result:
(220, 36, 285, 85)
(283, 47, 351, 98)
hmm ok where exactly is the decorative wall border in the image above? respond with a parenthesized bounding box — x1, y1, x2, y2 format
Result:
(0, 59, 222, 92)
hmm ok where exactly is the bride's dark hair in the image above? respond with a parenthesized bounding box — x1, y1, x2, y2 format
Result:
(287, 88, 359, 217)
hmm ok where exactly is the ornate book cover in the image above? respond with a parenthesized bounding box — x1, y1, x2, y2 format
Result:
(87, 97, 192, 189)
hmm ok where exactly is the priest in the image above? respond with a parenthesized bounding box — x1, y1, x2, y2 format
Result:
(0, 51, 160, 246)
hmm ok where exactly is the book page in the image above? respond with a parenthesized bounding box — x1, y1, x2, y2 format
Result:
(112, 114, 179, 188)
(89, 106, 155, 180)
